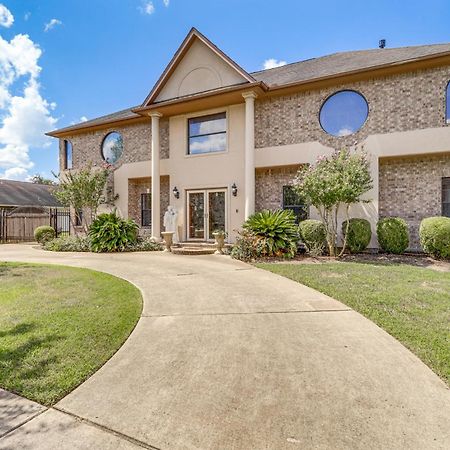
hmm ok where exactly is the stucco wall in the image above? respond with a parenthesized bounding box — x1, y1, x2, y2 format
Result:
(379, 153, 450, 249)
(254, 65, 450, 150)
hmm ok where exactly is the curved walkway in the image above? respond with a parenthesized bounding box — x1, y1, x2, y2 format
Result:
(0, 244, 449, 449)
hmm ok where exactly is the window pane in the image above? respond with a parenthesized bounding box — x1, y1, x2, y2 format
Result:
(447, 83, 450, 124)
(65, 140, 72, 169)
(320, 90, 368, 136)
(189, 113, 226, 137)
(189, 134, 226, 155)
(102, 132, 123, 164)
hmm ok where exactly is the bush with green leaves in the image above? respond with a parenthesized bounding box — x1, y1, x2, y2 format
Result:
(230, 230, 266, 261)
(127, 236, 163, 252)
(419, 216, 450, 259)
(298, 219, 326, 256)
(342, 218, 372, 253)
(43, 235, 91, 252)
(34, 226, 56, 244)
(377, 217, 409, 254)
(243, 209, 299, 258)
(89, 211, 138, 253)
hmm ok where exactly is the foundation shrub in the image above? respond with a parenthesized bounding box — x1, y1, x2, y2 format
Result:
(34, 226, 56, 244)
(419, 216, 450, 259)
(43, 235, 91, 252)
(342, 218, 372, 253)
(377, 217, 409, 254)
(298, 219, 326, 256)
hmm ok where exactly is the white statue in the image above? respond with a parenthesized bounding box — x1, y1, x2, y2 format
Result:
(163, 205, 179, 243)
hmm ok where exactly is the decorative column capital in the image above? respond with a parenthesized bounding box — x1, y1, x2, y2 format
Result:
(242, 91, 258, 101)
(149, 111, 163, 119)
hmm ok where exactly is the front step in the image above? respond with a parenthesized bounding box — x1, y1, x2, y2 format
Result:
(171, 246, 216, 255)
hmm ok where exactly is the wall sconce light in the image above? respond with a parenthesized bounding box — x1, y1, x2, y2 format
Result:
(172, 186, 180, 199)
(231, 183, 238, 197)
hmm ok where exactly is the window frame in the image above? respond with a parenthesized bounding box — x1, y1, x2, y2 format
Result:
(141, 192, 151, 227)
(319, 89, 369, 137)
(187, 111, 227, 156)
(101, 131, 124, 165)
(445, 81, 450, 125)
(282, 185, 309, 224)
(442, 177, 450, 217)
(64, 139, 73, 170)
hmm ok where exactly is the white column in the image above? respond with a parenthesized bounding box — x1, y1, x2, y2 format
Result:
(242, 91, 257, 219)
(150, 112, 162, 240)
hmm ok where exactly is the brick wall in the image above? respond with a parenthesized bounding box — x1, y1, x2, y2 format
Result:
(379, 153, 450, 249)
(255, 66, 450, 149)
(59, 118, 169, 172)
(255, 166, 302, 211)
(128, 176, 170, 231)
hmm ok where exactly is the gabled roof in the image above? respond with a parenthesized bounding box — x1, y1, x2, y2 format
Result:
(141, 27, 256, 106)
(0, 180, 61, 208)
(251, 43, 450, 88)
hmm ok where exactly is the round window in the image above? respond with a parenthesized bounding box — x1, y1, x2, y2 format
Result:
(101, 132, 123, 164)
(319, 90, 369, 137)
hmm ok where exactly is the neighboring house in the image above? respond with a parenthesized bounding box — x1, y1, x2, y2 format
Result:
(0, 179, 61, 210)
(47, 28, 450, 249)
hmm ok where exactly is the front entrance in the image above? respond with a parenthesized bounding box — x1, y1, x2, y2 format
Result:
(187, 189, 227, 241)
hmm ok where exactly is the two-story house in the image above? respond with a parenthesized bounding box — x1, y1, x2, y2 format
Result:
(47, 28, 450, 250)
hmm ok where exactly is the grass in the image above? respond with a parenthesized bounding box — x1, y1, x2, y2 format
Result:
(256, 261, 450, 385)
(0, 262, 142, 405)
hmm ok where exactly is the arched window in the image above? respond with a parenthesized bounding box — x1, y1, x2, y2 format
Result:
(319, 90, 369, 137)
(446, 82, 450, 124)
(101, 132, 123, 164)
(64, 140, 72, 170)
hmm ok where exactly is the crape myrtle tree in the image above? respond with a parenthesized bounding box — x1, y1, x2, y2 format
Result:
(293, 148, 373, 257)
(54, 164, 111, 233)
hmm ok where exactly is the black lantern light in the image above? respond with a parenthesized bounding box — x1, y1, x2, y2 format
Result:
(172, 186, 180, 199)
(231, 183, 238, 197)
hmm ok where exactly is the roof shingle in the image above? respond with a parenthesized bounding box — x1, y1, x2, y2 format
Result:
(0, 180, 61, 208)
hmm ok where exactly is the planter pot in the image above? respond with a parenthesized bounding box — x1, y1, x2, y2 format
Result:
(213, 233, 225, 255)
(161, 231, 174, 252)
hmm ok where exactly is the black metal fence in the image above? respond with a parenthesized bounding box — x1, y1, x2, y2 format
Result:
(0, 207, 70, 243)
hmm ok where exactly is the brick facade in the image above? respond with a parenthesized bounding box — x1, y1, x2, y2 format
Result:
(128, 176, 170, 231)
(255, 166, 302, 211)
(255, 66, 450, 149)
(379, 153, 450, 249)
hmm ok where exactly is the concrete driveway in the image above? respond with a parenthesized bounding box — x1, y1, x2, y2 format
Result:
(0, 244, 449, 449)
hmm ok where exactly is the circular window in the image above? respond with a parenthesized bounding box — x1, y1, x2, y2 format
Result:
(101, 132, 123, 164)
(319, 90, 369, 137)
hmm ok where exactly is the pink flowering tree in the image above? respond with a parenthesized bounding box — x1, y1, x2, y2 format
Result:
(293, 148, 372, 257)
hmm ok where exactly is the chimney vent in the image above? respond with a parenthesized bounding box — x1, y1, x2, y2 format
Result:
(379, 39, 386, 49)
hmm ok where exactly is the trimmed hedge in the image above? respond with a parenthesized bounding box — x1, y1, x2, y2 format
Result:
(377, 217, 409, 254)
(34, 225, 55, 244)
(298, 219, 326, 256)
(342, 218, 372, 253)
(419, 216, 450, 259)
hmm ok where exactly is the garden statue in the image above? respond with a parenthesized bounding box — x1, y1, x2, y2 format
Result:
(163, 205, 179, 243)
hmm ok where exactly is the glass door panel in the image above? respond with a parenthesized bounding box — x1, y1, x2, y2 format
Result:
(208, 191, 226, 240)
(188, 192, 205, 239)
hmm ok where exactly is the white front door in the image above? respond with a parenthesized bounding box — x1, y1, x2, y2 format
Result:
(187, 189, 227, 241)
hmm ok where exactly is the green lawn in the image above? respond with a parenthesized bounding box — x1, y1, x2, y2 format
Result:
(0, 262, 142, 405)
(257, 261, 450, 385)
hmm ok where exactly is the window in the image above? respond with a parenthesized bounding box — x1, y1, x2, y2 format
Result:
(141, 193, 151, 227)
(443, 178, 450, 217)
(101, 132, 123, 164)
(64, 140, 72, 170)
(283, 185, 308, 224)
(188, 112, 226, 155)
(319, 90, 369, 137)
(446, 82, 450, 124)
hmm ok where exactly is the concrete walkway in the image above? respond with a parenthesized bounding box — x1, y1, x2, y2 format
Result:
(0, 244, 449, 449)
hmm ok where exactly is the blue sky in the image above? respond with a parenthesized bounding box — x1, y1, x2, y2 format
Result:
(0, 0, 449, 180)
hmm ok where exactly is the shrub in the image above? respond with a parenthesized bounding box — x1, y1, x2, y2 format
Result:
(342, 218, 372, 253)
(89, 211, 138, 253)
(377, 217, 409, 254)
(419, 216, 450, 259)
(298, 219, 326, 256)
(127, 236, 163, 252)
(230, 230, 267, 261)
(243, 209, 298, 258)
(43, 235, 90, 252)
(34, 226, 56, 244)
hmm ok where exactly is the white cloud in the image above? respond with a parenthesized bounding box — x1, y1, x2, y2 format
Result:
(263, 58, 287, 70)
(337, 127, 353, 136)
(44, 18, 62, 32)
(80, 116, 88, 122)
(141, 1, 155, 14)
(163, 0, 170, 6)
(0, 33, 57, 180)
(0, 4, 14, 28)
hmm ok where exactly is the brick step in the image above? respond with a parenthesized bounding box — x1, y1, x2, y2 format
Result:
(171, 246, 217, 255)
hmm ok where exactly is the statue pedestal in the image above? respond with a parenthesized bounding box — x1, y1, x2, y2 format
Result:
(161, 231, 174, 252)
